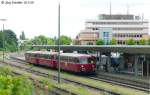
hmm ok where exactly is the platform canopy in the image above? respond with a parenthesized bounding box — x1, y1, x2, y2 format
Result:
(31, 45, 150, 54)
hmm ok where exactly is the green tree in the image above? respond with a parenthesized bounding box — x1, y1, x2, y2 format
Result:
(32, 35, 48, 45)
(19, 35, 72, 50)
(19, 36, 56, 50)
(139, 39, 146, 45)
(5, 30, 18, 52)
(60, 35, 72, 45)
(0, 67, 33, 95)
(0, 32, 3, 49)
(19, 39, 33, 51)
(0, 30, 18, 52)
(127, 39, 136, 45)
(19, 31, 26, 40)
(96, 39, 104, 45)
(110, 38, 117, 45)
(47, 38, 55, 45)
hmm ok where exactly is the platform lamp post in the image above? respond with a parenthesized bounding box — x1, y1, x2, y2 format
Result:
(57, 2, 61, 83)
(0, 19, 7, 63)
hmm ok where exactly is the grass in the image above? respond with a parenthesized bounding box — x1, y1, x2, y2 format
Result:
(3, 65, 102, 95)
(32, 67, 148, 95)
(36, 76, 102, 95)
(34, 76, 103, 95)
(55, 83, 102, 95)
(30, 66, 149, 95)
(62, 73, 149, 95)
(1, 59, 149, 95)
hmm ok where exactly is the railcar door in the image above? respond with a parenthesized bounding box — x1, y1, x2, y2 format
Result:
(60, 56, 68, 70)
(67, 57, 79, 72)
(49, 54, 57, 68)
(35, 54, 39, 64)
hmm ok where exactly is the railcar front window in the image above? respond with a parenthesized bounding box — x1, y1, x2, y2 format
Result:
(79, 58, 88, 64)
(88, 57, 96, 64)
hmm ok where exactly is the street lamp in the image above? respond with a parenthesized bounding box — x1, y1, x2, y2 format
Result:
(0, 19, 7, 62)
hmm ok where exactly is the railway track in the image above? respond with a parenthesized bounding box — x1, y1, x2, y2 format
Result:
(89, 75, 149, 93)
(1, 57, 121, 95)
(9, 55, 150, 93)
(12, 70, 77, 95)
(4, 55, 150, 94)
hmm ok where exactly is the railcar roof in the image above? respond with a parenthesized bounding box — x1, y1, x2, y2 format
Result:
(60, 53, 92, 57)
(26, 51, 92, 58)
(26, 51, 57, 55)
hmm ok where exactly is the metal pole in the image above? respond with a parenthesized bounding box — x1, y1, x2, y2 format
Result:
(2, 24, 5, 62)
(0, 19, 7, 62)
(147, 58, 149, 77)
(58, 3, 61, 83)
(142, 59, 143, 76)
(99, 52, 102, 71)
(134, 55, 138, 76)
(142, 55, 145, 76)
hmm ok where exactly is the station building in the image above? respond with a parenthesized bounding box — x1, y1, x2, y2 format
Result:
(74, 14, 149, 45)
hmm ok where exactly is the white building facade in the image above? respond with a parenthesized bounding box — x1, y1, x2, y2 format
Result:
(76, 14, 149, 45)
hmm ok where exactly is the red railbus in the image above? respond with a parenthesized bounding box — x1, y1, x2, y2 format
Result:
(25, 51, 96, 73)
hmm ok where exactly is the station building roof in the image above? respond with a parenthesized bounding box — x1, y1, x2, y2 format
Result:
(31, 45, 150, 54)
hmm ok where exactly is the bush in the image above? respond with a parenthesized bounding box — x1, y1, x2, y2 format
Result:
(12, 76, 33, 95)
(0, 66, 12, 76)
(0, 67, 33, 95)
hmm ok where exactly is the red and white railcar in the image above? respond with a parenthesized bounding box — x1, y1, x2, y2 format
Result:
(25, 51, 96, 73)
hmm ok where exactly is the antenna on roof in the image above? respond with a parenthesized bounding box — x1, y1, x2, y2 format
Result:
(127, 5, 129, 15)
(110, 3, 112, 15)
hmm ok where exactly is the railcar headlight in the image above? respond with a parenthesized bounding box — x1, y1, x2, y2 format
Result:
(81, 65, 84, 68)
(92, 65, 94, 68)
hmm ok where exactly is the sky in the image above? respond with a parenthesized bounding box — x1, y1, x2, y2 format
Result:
(0, 0, 150, 39)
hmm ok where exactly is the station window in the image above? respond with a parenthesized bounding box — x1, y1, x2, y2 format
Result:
(140, 35, 142, 37)
(103, 32, 109, 38)
(122, 41, 125, 44)
(134, 35, 137, 37)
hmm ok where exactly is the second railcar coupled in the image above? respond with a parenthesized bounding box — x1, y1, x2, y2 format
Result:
(25, 51, 96, 73)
